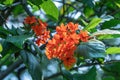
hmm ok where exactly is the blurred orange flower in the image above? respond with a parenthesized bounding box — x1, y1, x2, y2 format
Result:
(23, 19, 91, 69)
(67, 22, 78, 33)
(35, 31, 50, 46)
(63, 56, 76, 69)
(32, 20, 49, 46)
(24, 16, 50, 46)
(46, 22, 81, 69)
(79, 30, 90, 42)
(24, 16, 37, 24)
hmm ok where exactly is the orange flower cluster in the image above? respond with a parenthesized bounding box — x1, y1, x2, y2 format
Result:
(24, 16, 50, 46)
(24, 16, 37, 24)
(45, 22, 89, 69)
(79, 30, 90, 42)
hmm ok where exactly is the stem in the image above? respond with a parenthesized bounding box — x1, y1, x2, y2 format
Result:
(58, 0, 66, 25)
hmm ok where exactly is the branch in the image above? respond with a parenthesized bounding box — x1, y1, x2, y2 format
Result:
(20, 0, 33, 16)
(0, 1, 21, 26)
(58, 0, 66, 24)
(44, 60, 120, 80)
(1, 2, 21, 11)
(0, 59, 23, 79)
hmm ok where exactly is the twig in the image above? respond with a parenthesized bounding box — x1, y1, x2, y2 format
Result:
(44, 60, 120, 80)
(20, 0, 33, 16)
(1, 2, 21, 11)
(58, 0, 66, 25)
(0, 1, 21, 26)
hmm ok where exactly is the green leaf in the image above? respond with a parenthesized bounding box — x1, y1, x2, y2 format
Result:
(0, 26, 21, 38)
(102, 62, 120, 79)
(20, 50, 42, 80)
(96, 34, 120, 40)
(3, 0, 14, 5)
(0, 27, 12, 38)
(40, 0, 59, 21)
(106, 47, 120, 54)
(6, 34, 32, 49)
(103, 62, 120, 72)
(0, 43, 3, 52)
(28, 0, 43, 6)
(115, 1, 120, 8)
(62, 70, 73, 80)
(0, 0, 4, 4)
(0, 53, 11, 66)
(85, 18, 102, 31)
(60, 4, 74, 15)
(73, 66, 96, 80)
(92, 29, 120, 39)
(84, 6, 94, 18)
(101, 19, 120, 29)
(80, 18, 88, 26)
(9, 26, 19, 35)
(75, 39, 106, 59)
(1, 41, 20, 56)
(12, 5, 24, 16)
(102, 76, 115, 80)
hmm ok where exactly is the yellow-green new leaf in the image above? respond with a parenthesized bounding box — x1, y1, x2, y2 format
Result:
(106, 47, 120, 54)
(3, 0, 14, 5)
(85, 18, 102, 31)
(0, 44, 3, 52)
(40, 0, 59, 21)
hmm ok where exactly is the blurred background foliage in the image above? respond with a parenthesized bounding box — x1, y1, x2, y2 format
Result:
(0, 0, 120, 80)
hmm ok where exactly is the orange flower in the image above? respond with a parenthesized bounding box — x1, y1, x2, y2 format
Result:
(32, 25, 42, 36)
(58, 42, 77, 60)
(56, 24, 67, 33)
(35, 31, 50, 46)
(24, 16, 37, 24)
(79, 30, 90, 42)
(28, 18, 50, 46)
(31, 19, 47, 36)
(45, 22, 90, 69)
(46, 39, 76, 60)
(45, 22, 79, 69)
(32, 25, 46, 36)
(63, 56, 76, 69)
(38, 19, 47, 28)
(67, 22, 78, 33)
(24, 16, 50, 45)
(66, 33, 80, 44)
